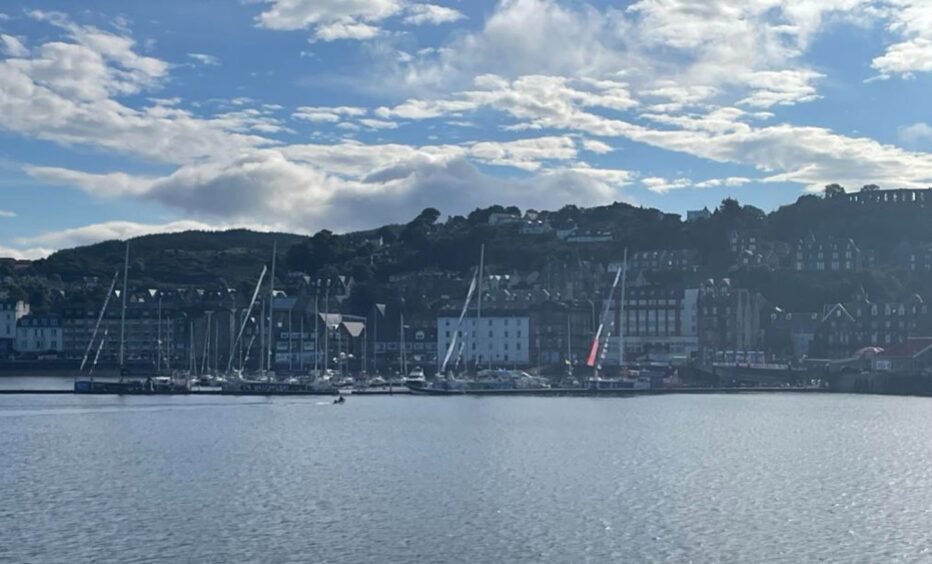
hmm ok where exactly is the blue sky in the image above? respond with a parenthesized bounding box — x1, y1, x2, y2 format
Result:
(2, 0, 932, 257)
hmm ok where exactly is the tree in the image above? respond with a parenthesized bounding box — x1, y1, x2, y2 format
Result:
(414, 207, 441, 226)
(823, 183, 846, 198)
(377, 225, 397, 245)
(860, 184, 880, 192)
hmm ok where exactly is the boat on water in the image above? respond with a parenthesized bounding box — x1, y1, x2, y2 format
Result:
(408, 376, 468, 395)
(586, 374, 652, 391)
(404, 366, 427, 389)
(74, 243, 172, 395)
(220, 375, 338, 395)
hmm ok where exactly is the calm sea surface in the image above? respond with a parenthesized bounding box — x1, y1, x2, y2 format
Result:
(3, 391, 932, 563)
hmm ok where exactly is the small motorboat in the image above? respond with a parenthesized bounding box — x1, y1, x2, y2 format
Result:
(333, 395, 346, 405)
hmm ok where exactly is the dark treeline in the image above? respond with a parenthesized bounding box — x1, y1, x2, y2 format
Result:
(9, 184, 932, 315)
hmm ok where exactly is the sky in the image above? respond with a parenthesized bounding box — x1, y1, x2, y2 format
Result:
(2, 0, 932, 259)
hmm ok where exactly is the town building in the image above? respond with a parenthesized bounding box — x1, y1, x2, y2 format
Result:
(488, 212, 522, 226)
(900, 243, 932, 272)
(811, 294, 927, 358)
(529, 301, 593, 367)
(793, 234, 864, 272)
(605, 284, 699, 364)
(437, 310, 531, 369)
(0, 300, 29, 356)
(686, 208, 711, 222)
(729, 230, 760, 254)
(697, 279, 767, 363)
(617, 249, 700, 273)
(871, 337, 932, 373)
(15, 314, 63, 355)
(763, 309, 820, 361)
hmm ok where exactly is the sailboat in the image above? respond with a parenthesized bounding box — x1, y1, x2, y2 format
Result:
(74, 243, 144, 394)
(220, 244, 336, 395)
(408, 266, 478, 395)
(585, 249, 651, 392)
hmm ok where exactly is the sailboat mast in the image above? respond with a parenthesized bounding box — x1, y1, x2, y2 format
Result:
(80, 270, 119, 373)
(476, 244, 484, 372)
(267, 240, 277, 380)
(226, 266, 267, 375)
(619, 248, 627, 367)
(400, 311, 407, 377)
(324, 280, 330, 373)
(314, 282, 320, 373)
(119, 242, 129, 379)
(157, 294, 162, 375)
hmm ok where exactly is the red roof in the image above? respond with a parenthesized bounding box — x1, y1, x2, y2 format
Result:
(878, 337, 932, 359)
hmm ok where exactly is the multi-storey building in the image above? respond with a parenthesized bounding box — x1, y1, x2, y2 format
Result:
(793, 234, 864, 272)
(60, 307, 186, 368)
(15, 314, 63, 354)
(605, 284, 699, 364)
(0, 300, 29, 355)
(697, 279, 767, 363)
(617, 249, 699, 273)
(901, 243, 932, 272)
(811, 294, 928, 358)
(437, 311, 531, 369)
(763, 309, 820, 361)
(529, 301, 592, 367)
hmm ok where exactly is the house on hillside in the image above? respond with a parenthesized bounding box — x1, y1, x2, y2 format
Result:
(792, 234, 865, 272)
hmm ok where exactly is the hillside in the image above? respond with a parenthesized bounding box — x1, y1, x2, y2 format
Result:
(9, 191, 932, 314)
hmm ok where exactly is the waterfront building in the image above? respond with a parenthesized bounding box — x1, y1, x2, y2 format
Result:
(437, 310, 531, 369)
(811, 293, 927, 358)
(697, 279, 767, 364)
(763, 309, 820, 361)
(871, 337, 932, 373)
(0, 300, 29, 356)
(15, 314, 63, 354)
(605, 284, 699, 364)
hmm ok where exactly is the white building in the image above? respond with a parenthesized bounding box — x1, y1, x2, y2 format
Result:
(437, 313, 530, 368)
(15, 314, 63, 354)
(0, 300, 29, 354)
(1, 300, 29, 339)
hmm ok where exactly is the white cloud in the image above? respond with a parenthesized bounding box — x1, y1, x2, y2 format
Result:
(0, 244, 51, 260)
(871, 1, 932, 78)
(466, 136, 578, 170)
(294, 106, 368, 122)
(738, 70, 824, 108)
(403, 4, 465, 25)
(873, 37, 932, 78)
(0, 34, 27, 57)
(641, 177, 691, 193)
(694, 177, 752, 189)
(581, 139, 613, 153)
(256, 0, 404, 31)
(358, 118, 399, 129)
(0, 209, 16, 218)
(899, 122, 932, 144)
(313, 21, 381, 41)
(187, 52, 220, 66)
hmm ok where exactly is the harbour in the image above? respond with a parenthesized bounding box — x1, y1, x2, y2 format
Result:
(4, 392, 932, 563)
